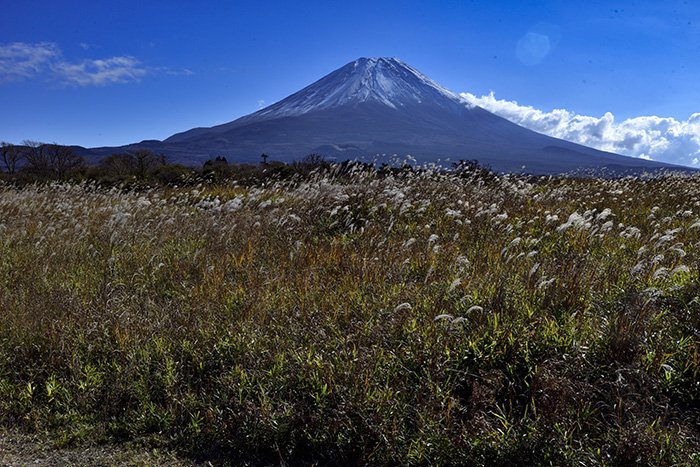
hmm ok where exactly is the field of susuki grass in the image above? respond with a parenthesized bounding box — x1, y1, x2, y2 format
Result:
(0, 166, 699, 465)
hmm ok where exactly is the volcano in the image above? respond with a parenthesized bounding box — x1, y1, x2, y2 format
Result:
(92, 57, 687, 174)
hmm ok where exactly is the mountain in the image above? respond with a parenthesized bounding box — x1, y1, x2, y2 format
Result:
(91, 57, 688, 174)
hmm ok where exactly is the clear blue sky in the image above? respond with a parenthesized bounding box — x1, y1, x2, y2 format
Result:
(2, 0, 699, 148)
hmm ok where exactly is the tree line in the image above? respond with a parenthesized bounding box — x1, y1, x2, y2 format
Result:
(1, 141, 86, 179)
(0, 141, 188, 184)
(1, 141, 494, 186)
(0, 142, 364, 186)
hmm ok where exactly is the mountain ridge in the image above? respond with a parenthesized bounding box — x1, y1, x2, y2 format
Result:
(88, 57, 691, 175)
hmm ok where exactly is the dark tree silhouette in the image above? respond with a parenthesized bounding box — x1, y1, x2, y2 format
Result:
(101, 153, 138, 178)
(22, 140, 49, 174)
(0, 142, 23, 174)
(45, 144, 85, 179)
(202, 156, 231, 182)
(20, 141, 84, 179)
(99, 150, 165, 180)
(132, 149, 165, 179)
(292, 153, 330, 174)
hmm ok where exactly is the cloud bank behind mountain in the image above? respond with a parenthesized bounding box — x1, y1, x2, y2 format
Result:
(461, 91, 700, 168)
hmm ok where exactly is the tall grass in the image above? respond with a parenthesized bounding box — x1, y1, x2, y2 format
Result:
(0, 168, 698, 464)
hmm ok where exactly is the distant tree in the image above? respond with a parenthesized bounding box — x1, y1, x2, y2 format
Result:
(101, 153, 138, 178)
(132, 149, 165, 179)
(152, 163, 192, 185)
(45, 143, 85, 179)
(265, 161, 296, 180)
(98, 150, 165, 182)
(202, 156, 229, 169)
(292, 153, 330, 174)
(452, 159, 496, 182)
(20, 141, 84, 179)
(303, 153, 327, 167)
(203, 156, 231, 182)
(22, 140, 49, 175)
(0, 142, 23, 174)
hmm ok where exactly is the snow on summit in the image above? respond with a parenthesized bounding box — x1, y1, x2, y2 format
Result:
(250, 57, 465, 120)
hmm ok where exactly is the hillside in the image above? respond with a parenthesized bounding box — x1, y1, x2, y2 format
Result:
(87, 58, 689, 175)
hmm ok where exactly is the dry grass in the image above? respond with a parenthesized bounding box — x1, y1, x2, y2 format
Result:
(0, 167, 698, 465)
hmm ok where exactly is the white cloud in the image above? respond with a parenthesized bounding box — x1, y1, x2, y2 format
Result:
(0, 42, 60, 81)
(0, 42, 184, 86)
(461, 91, 700, 167)
(51, 56, 149, 86)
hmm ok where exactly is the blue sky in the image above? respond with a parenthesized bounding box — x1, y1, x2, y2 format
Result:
(2, 0, 700, 165)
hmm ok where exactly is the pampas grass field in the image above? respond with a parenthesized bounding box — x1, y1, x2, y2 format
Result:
(0, 166, 698, 464)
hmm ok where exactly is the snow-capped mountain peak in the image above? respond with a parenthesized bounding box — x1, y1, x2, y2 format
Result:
(249, 57, 465, 120)
(158, 57, 687, 176)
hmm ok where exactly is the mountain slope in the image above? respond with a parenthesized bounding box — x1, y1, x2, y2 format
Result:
(93, 57, 689, 174)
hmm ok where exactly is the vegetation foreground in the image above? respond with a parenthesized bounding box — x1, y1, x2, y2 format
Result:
(0, 166, 699, 465)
